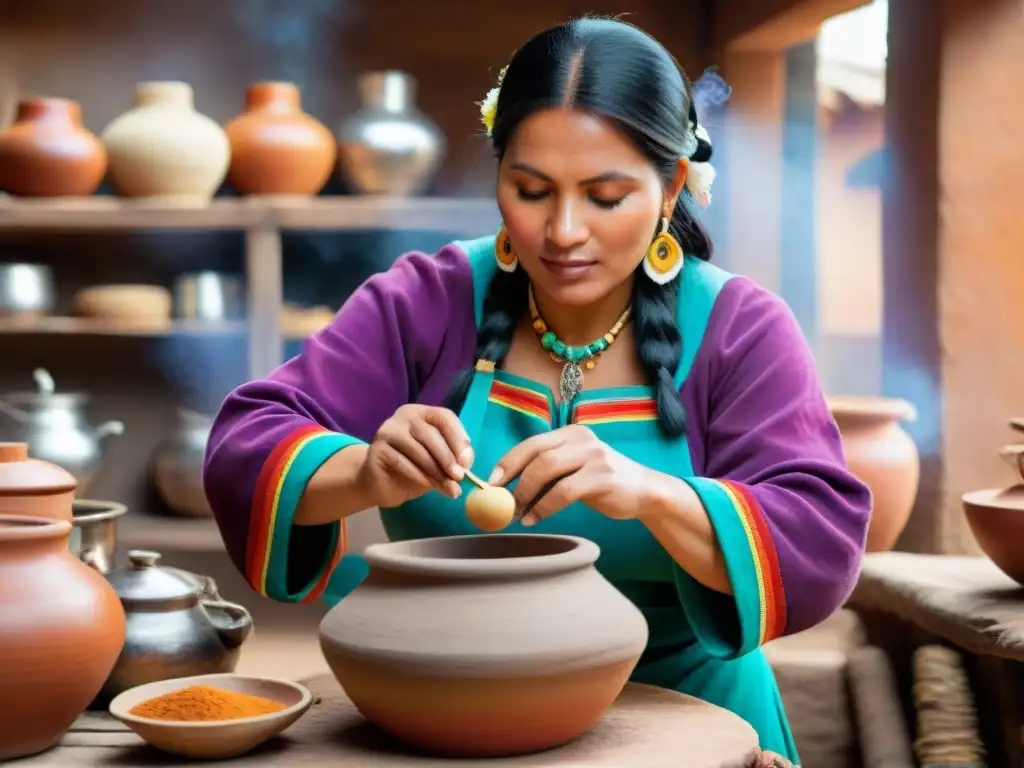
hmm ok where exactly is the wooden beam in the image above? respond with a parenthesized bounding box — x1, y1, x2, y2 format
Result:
(715, 0, 870, 52)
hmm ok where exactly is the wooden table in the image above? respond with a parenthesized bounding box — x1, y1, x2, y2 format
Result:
(12, 675, 762, 767)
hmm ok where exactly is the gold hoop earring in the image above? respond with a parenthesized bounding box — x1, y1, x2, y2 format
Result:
(643, 217, 683, 285)
(494, 225, 518, 272)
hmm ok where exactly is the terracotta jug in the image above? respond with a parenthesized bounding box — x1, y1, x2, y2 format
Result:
(0, 442, 77, 521)
(101, 81, 229, 203)
(828, 395, 920, 552)
(0, 515, 126, 760)
(225, 82, 336, 196)
(0, 97, 106, 197)
(319, 534, 648, 758)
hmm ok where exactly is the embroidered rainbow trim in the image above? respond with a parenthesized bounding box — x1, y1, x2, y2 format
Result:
(246, 425, 347, 603)
(488, 379, 551, 424)
(715, 479, 786, 643)
(573, 397, 658, 425)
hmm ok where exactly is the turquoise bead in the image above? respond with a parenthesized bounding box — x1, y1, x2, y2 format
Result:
(552, 340, 566, 357)
(540, 332, 556, 351)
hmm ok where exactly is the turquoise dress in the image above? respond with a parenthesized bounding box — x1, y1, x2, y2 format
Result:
(320, 238, 800, 763)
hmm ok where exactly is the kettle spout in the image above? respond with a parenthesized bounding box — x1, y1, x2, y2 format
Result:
(94, 420, 125, 441)
(204, 599, 253, 650)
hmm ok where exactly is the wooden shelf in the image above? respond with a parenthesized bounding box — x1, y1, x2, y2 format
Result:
(0, 195, 500, 232)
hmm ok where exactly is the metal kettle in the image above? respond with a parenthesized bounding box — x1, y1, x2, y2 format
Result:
(95, 549, 253, 707)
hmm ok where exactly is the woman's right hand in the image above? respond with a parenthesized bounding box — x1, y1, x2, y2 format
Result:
(356, 404, 475, 508)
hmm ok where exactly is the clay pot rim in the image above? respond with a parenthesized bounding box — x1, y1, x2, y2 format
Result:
(0, 514, 71, 541)
(962, 486, 1024, 513)
(363, 534, 600, 579)
(827, 395, 917, 422)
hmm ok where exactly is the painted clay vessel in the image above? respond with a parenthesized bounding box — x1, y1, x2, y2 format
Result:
(101, 81, 229, 203)
(319, 534, 648, 757)
(225, 82, 336, 196)
(0, 97, 106, 197)
(0, 442, 77, 521)
(828, 395, 919, 552)
(0, 515, 126, 760)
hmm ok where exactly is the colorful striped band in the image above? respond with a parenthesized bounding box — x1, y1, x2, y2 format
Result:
(715, 479, 787, 644)
(573, 397, 658, 425)
(246, 426, 358, 603)
(488, 379, 551, 424)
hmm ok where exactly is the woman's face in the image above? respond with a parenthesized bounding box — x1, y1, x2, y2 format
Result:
(497, 107, 684, 308)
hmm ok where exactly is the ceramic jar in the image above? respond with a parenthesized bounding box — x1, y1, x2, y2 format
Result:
(0, 442, 78, 521)
(828, 395, 920, 552)
(336, 70, 445, 196)
(319, 534, 648, 758)
(0, 515, 126, 760)
(101, 81, 229, 203)
(225, 82, 336, 196)
(0, 97, 106, 197)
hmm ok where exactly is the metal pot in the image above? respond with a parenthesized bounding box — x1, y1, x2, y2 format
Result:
(0, 369, 124, 495)
(173, 271, 244, 322)
(336, 70, 446, 196)
(70, 499, 127, 574)
(0, 263, 55, 317)
(152, 407, 211, 517)
(96, 549, 253, 707)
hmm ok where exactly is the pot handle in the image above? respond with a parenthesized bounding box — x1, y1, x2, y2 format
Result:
(94, 420, 125, 440)
(204, 599, 253, 650)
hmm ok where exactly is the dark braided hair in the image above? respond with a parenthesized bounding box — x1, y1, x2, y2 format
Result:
(444, 17, 715, 437)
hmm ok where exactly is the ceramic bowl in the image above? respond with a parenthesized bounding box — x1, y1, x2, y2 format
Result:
(108, 673, 313, 759)
(963, 486, 1024, 587)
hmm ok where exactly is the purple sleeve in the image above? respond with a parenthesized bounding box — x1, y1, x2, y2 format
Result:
(679, 277, 871, 654)
(202, 245, 476, 603)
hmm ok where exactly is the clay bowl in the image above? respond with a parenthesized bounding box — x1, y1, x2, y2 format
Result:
(319, 533, 649, 758)
(963, 485, 1024, 586)
(108, 673, 312, 759)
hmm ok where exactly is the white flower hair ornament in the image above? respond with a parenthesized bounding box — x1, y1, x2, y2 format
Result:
(684, 124, 716, 209)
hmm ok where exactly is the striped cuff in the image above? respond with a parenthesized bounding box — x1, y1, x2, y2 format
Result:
(245, 425, 366, 603)
(674, 477, 787, 657)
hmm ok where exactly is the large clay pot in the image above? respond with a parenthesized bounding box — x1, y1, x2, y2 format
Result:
(0, 97, 106, 197)
(0, 441, 77, 521)
(101, 81, 229, 203)
(336, 70, 445, 196)
(828, 395, 920, 552)
(225, 82, 336, 196)
(0, 514, 126, 760)
(319, 534, 648, 758)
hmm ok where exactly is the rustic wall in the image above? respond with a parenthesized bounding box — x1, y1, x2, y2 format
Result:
(884, 0, 1024, 553)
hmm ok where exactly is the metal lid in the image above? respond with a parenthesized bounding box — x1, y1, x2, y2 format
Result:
(105, 550, 199, 608)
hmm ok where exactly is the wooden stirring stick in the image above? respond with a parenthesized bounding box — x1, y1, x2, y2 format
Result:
(463, 468, 489, 490)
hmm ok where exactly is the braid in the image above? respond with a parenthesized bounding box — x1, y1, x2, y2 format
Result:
(443, 268, 529, 413)
(633, 270, 687, 437)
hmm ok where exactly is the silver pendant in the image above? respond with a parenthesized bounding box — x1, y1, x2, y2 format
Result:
(559, 361, 584, 402)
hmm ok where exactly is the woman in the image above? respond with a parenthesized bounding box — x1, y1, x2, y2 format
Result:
(204, 17, 870, 767)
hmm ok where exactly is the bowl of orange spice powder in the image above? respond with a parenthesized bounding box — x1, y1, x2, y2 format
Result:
(108, 673, 313, 759)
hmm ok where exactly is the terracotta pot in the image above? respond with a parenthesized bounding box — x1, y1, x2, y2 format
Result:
(0, 97, 106, 197)
(828, 395, 920, 552)
(0, 442, 77, 521)
(319, 534, 648, 758)
(963, 486, 1024, 586)
(0, 515, 126, 760)
(225, 82, 336, 196)
(101, 81, 229, 203)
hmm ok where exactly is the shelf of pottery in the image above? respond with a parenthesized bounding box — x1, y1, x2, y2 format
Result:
(0, 73, 501, 378)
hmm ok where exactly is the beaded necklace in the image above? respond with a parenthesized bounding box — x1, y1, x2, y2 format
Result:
(528, 286, 632, 401)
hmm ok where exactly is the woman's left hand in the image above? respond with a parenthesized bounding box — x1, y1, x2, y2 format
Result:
(489, 425, 653, 526)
